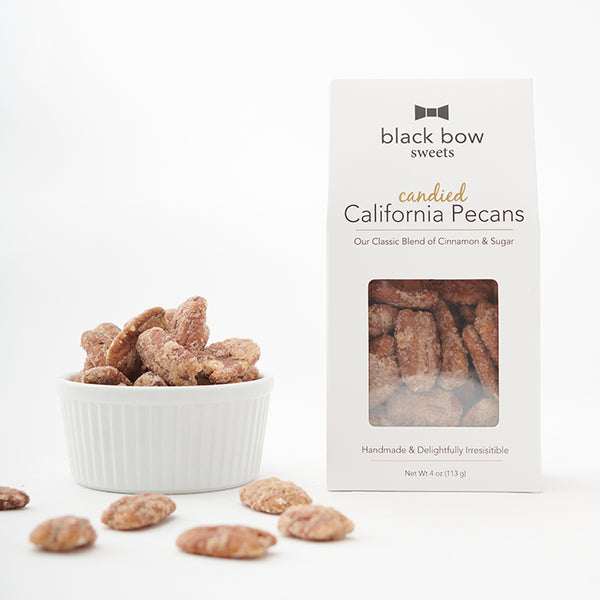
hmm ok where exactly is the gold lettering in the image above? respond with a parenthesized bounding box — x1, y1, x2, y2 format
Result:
(397, 182, 468, 203)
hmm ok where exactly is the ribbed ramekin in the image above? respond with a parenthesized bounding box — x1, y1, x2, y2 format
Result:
(57, 374, 273, 494)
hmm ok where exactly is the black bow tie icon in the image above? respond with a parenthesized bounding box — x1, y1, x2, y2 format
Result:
(415, 105, 449, 120)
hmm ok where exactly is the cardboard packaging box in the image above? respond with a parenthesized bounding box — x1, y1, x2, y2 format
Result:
(327, 79, 540, 491)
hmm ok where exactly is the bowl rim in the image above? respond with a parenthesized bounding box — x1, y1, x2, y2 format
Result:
(57, 372, 274, 405)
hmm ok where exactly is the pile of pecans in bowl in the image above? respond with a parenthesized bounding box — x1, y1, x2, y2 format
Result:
(77, 296, 260, 386)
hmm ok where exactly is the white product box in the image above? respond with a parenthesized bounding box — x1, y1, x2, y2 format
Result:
(327, 79, 540, 491)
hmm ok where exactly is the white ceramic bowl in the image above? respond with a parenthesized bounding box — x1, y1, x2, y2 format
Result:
(57, 374, 273, 494)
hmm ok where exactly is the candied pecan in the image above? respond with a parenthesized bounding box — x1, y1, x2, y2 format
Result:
(197, 339, 260, 384)
(176, 525, 276, 559)
(81, 322, 120, 368)
(433, 300, 469, 390)
(369, 280, 437, 310)
(81, 366, 132, 386)
(229, 366, 261, 383)
(369, 334, 396, 357)
(461, 397, 499, 427)
(240, 478, 312, 514)
(368, 304, 398, 338)
(474, 300, 499, 365)
(29, 516, 96, 551)
(462, 325, 499, 399)
(385, 387, 463, 427)
(101, 493, 176, 530)
(170, 296, 210, 358)
(106, 307, 167, 380)
(426, 280, 495, 305)
(394, 310, 441, 392)
(136, 327, 201, 386)
(278, 505, 354, 541)
(0, 486, 30, 510)
(133, 372, 167, 387)
(369, 352, 401, 408)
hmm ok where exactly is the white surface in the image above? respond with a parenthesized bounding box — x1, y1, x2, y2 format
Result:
(1, 1, 599, 598)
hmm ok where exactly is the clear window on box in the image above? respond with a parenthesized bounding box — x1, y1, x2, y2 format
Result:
(368, 280, 499, 427)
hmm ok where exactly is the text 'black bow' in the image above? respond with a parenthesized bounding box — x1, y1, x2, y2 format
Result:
(414, 105, 449, 120)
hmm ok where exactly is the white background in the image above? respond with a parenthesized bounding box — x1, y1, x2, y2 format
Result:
(1, 1, 599, 598)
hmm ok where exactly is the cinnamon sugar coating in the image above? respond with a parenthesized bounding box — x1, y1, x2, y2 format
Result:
(0, 486, 30, 510)
(81, 323, 120, 368)
(106, 307, 167, 380)
(369, 352, 401, 408)
(474, 301, 499, 365)
(136, 328, 201, 386)
(81, 366, 132, 386)
(101, 493, 176, 530)
(369, 334, 396, 357)
(432, 300, 469, 390)
(29, 516, 96, 551)
(462, 325, 499, 399)
(197, 338, 260, 384)
(170, 296, 210, 358)
(133, 372, 167, 386)
(176, 525, 276, 558)
(394, 310, 441, 392)
(385, 387, 463, 427)
(426, 280, 496, 305)
(164, 308, 176, 329)
(278, 505, 354, 541)
(369, 280, 438, 310)
(368, 304, 398, 338)
(239, 477, 312, 514)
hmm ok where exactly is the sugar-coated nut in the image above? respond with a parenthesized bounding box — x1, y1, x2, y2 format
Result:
(81, 366, 132, 386)
(426, 280, 496, 305)
(369, 280, 438, 309)
(474, 301, 499, 365)
(0, 486, 30, 510)
(235, 366, 260, 382)
(106, 307, 167, 380)
(462, 325, 499, 399)
(136, 327, 201, 386)
(394, 309, 441, 392)
(133, 372, 168, 386)
(369, 334, 396, 357)
(432, 299, 469, 390)
(461, 397, 499, 427)
(277, 505, 354, 541)
(176, 525, 276, 558)
(197, 338, 260, 384)
(81, 322, 121, 368)
(170, 296, 210, 358)
(385, 387, 462, 427)
(239, 477, 312, 514)
(30, 516, 96, 551)
(368, 304, 399, 338)
(101, 493, 176, 530)
(369, 353, 401, 408)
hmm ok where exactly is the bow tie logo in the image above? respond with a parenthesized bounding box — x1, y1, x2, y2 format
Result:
(414, 105, 449, 120)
